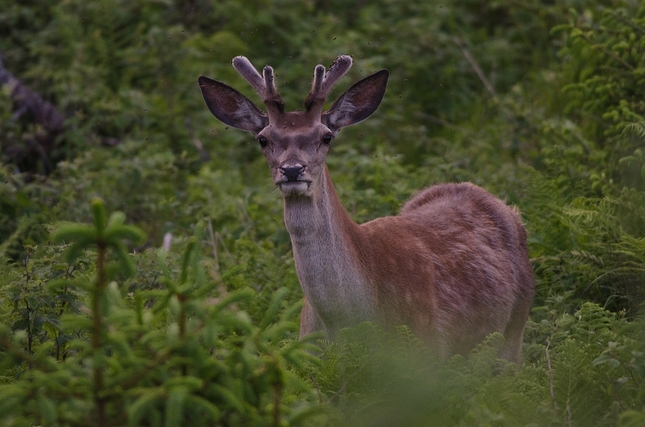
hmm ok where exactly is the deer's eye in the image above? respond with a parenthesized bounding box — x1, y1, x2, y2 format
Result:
(322, 134, 333, 145)
(258, 136, 268, 148)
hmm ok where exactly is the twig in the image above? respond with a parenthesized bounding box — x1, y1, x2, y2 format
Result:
(216, 233, 231, 258)
(610, 11, 645, 36)
(185, 118, 211, 162)
(545, 338, 558, 410)
(453, 37, 497, 99)
(326, 356, 372, 404)
(104, 349, 173, 394)
(207, 219, 219, 269)
(0, 335, 55, 372)
(577, 32, 635, 71)
(192, 134, 211, 162)
(413, 111, 459, 129)
(308, 374, 326, 404)
(273, 381, 282, 427)
(94, 244, 107, 427)
(23, 298, 33, 355)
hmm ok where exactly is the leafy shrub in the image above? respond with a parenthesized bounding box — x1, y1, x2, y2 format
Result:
(1, 0, 645, 425)
(0, 201, 321, 426)
(307, 303, 645, 427)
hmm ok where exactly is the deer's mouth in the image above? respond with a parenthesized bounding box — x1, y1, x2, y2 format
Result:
(277, 180, 312, 196)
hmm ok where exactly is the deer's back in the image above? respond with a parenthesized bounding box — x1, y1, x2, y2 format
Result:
(356, 182, 534, 356)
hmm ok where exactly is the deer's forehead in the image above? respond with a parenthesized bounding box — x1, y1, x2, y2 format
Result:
(273, 112, 319, 128)
(262, 113, 329, 139)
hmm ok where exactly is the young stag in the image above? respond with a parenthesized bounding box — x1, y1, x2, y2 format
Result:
(198, 56, 534, 364)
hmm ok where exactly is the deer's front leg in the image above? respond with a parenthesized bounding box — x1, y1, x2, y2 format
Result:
(299, 297, 324, 338)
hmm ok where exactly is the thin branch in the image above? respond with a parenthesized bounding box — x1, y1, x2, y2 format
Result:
(104, 349, 172, 394)
(326, 356, 373, 404)
(308, 374, 326, 404)
(94, 244, 107, 427)
(413, 111, 459, 129)
(0, 334, 56, 373)
(545, 338, 558, 410)
(272, 381, 282, 427)
(216, 232, 231, 258)
(453, 37, 497, 99)
(185, 119, 210, 162)
(610, 11, 645, 36)
(577, 32, 635, 71)
(192, 134, 210, 162)
(207, 219, 219, 269)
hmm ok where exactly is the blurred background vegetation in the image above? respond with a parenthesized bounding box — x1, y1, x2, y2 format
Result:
(0, 0, 644, 425)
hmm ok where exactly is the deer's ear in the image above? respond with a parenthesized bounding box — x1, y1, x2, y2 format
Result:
(198, 76, 268, 134)
(322, 69, 389, 132)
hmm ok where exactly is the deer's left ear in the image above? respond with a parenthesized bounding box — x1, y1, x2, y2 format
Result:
(322, 69, 389, 132)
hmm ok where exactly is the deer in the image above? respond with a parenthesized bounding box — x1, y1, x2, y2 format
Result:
(198, 55, 534, 364)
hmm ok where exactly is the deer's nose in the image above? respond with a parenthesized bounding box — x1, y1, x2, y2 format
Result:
(280, 165, 305, 182)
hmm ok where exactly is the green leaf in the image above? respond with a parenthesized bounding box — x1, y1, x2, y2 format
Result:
(550, 24, 573, 35)
(619, 409, 645, 427)
(0, 386, 25, 419)
(260, 287, 289, 330)
(184, 395, 221, 422)
(288, 404, 328, 425)
(91, 198, 107, 235)
(111, 241, 136, 277)
(37, 393, 57, 426)
(165, 377, 203, 391)
(281, 300, 303, 322)
(211, 288, 255, 314)
(106, 211, 126, 229)
(570, 28, 583, 38)
(164, 386, 187, 427)
(262, 321, 297, 343)
(105, 225, 147, 246)
(179, 236, 198, 284)
(212, 384, 246, 413)
(128, 389, 164, 427)
(65, 239, 96, 264)
(52, 223, 96, 244)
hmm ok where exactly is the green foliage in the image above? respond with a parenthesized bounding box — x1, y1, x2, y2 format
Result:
(0, 165, 59, 260)
(1, 202, 321, 426)
(524, 170, 645, 312)
(307, 304, 645, 427)
(1, 0, 645, 425)
(553, 2, 645, 193)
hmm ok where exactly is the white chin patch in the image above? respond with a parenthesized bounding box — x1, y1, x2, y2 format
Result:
(279, 181, 310, 196)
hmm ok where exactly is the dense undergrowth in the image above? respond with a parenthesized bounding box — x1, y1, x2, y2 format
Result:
(1, 0, 644, 425)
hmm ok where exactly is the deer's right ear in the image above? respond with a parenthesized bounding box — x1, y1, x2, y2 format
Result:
(198, 76, 268, 134)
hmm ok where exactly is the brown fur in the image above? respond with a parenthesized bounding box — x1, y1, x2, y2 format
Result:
(198, 56, 535, 364)
(355, 182, 534, 361)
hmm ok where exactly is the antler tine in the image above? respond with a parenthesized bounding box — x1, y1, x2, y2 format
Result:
(311, 64, 326, 95)
(232, 56, 284, 118)
(321, 55, 352, 93)
(305, 55, 353, 112)
(263, 65, 278, 97)
(262, 65, 285, 114)
(232, 56, 266, 97)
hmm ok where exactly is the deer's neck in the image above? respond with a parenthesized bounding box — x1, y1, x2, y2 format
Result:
(282, 166, 373, 334)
